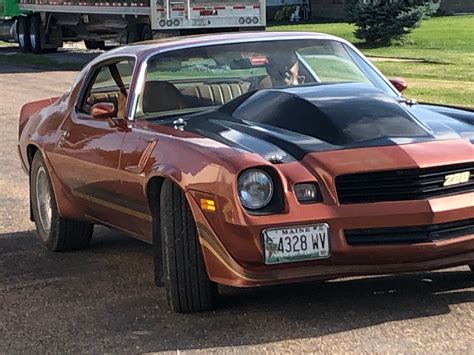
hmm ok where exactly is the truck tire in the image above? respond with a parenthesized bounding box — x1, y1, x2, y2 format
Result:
(126, 29, 138, 44)
(29, 15, 43, 54)
(84, 40, 99, 50)
(17, 17, 31, 53)
(159, 180, 217, 313)
(96, 41, 113, 51)
(141, 25, 153, 41)
(31, 152, 94, 251)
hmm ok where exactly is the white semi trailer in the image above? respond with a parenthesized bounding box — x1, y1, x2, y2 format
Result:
(1, 0, 266, 53)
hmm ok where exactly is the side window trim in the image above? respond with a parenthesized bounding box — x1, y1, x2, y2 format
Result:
(75, 55, 137, 115)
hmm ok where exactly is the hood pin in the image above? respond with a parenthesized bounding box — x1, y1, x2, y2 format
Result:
(173, 118, 187, 131)
(269, 155, 284, 164)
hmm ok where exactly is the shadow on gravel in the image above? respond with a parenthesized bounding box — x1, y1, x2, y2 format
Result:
(0, 47, 100, 73)
(1, 227, 473, 353)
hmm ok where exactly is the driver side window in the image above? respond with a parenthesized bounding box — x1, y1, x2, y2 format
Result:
(80, 59, 135, 118)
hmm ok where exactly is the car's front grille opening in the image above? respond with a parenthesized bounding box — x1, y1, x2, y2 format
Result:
(335, 163, 474, 204)
(345, 219, 474, 246)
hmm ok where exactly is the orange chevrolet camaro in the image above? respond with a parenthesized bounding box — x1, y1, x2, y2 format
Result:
(18, 32, 474, 312)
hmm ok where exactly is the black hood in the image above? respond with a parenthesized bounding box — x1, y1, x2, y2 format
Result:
(180, 83, 474, 162)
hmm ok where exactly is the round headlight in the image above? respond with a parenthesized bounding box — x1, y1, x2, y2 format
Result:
(238, 169, 273, 210)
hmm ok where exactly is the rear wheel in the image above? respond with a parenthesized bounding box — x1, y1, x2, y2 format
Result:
(159, 180, 217, 313)
(29, 15, 43, 54)
(140, 24, 153, 41)
(31, 152, 94, 251)
(17, 17, 31, 53)
(84, 40, 99, 50)
(126, 28, 138, 44)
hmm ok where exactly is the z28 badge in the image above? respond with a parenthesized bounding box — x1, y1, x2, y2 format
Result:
(443, 172, 471, 187)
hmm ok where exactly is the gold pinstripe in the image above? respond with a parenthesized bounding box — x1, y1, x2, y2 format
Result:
(72, 190, 152, 222)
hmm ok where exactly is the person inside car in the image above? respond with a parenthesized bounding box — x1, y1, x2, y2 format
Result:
(251, 52, 303, 90)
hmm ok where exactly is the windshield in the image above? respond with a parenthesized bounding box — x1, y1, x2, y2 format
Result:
(137, 39, 396, 119)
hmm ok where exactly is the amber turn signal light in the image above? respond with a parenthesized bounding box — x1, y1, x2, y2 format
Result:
(200, 198, 216, 212)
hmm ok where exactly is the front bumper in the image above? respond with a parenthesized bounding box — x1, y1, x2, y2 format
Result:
(188, 192, 474, 287)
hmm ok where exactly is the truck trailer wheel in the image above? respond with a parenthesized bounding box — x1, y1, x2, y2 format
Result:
(126, 29, 138, 44)
(141, 25, 153, 41)
(84, 40, 99, 50)
(17, 17, 31, 53)
(29, 16, 43, 54)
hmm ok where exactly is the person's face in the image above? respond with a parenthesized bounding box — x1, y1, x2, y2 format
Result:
(285, 62, 300, 85)
(267, 61, 300, 86)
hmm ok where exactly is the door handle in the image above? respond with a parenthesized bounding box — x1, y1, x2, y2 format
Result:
(57, 130, 69, 147)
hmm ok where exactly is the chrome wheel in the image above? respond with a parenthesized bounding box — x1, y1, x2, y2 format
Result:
(35, 166, 52, 234)
(18, 24, 25, 48)
(30, 31, 37, 51)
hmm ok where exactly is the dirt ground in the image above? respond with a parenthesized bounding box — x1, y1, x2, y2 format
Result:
(0, 50, 473, 354)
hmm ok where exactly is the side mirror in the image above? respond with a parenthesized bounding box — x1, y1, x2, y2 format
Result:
(91, 102, 116, 120)
(389, 77, 408, 93)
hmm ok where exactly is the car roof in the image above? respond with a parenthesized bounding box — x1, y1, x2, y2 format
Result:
(95, 31, 344, 63)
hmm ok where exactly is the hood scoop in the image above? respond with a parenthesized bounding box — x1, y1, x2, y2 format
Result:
(181, 83, 472, 161)
(230, 83, 434, 147)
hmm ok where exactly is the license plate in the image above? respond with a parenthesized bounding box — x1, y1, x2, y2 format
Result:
(263, 224, 330, 265)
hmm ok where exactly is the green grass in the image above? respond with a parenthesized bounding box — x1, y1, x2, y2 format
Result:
(269, 16, 474, 107)
(269, 21, 357, 42)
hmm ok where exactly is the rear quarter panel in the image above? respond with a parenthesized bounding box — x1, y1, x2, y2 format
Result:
(18, 81, 82, 171)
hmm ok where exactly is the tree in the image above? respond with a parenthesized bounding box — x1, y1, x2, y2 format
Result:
(346, 0, 440, 46)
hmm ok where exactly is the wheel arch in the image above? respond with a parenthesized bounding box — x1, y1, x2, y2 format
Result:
(29, 147, 85, 222)
(27, 143, 39, 170)
(145, 175, 165, 218)
(144, 166, 188, 218)
(26, 144, 40, 221)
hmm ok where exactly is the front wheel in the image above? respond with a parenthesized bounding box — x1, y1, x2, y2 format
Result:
(31, 152, 94, 251)
(159, 181, 217, 313)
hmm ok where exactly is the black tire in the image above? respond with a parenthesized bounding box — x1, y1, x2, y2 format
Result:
(126, 28, 138, 44)
(31, 152, 93, 252)
(159, 180, 217, 313)
(141, 24, 153, 41)
(17, 17, 31, 53)
(29, 15, 43, 54)
(84, 40, 98, 50)
(469, 265, 474, 272)
(97, 41, 113, 51)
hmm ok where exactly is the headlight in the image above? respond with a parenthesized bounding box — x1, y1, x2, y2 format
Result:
(238, 169, 274, 210)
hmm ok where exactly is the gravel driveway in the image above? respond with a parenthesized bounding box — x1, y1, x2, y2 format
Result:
(0, 56, 473, 354)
